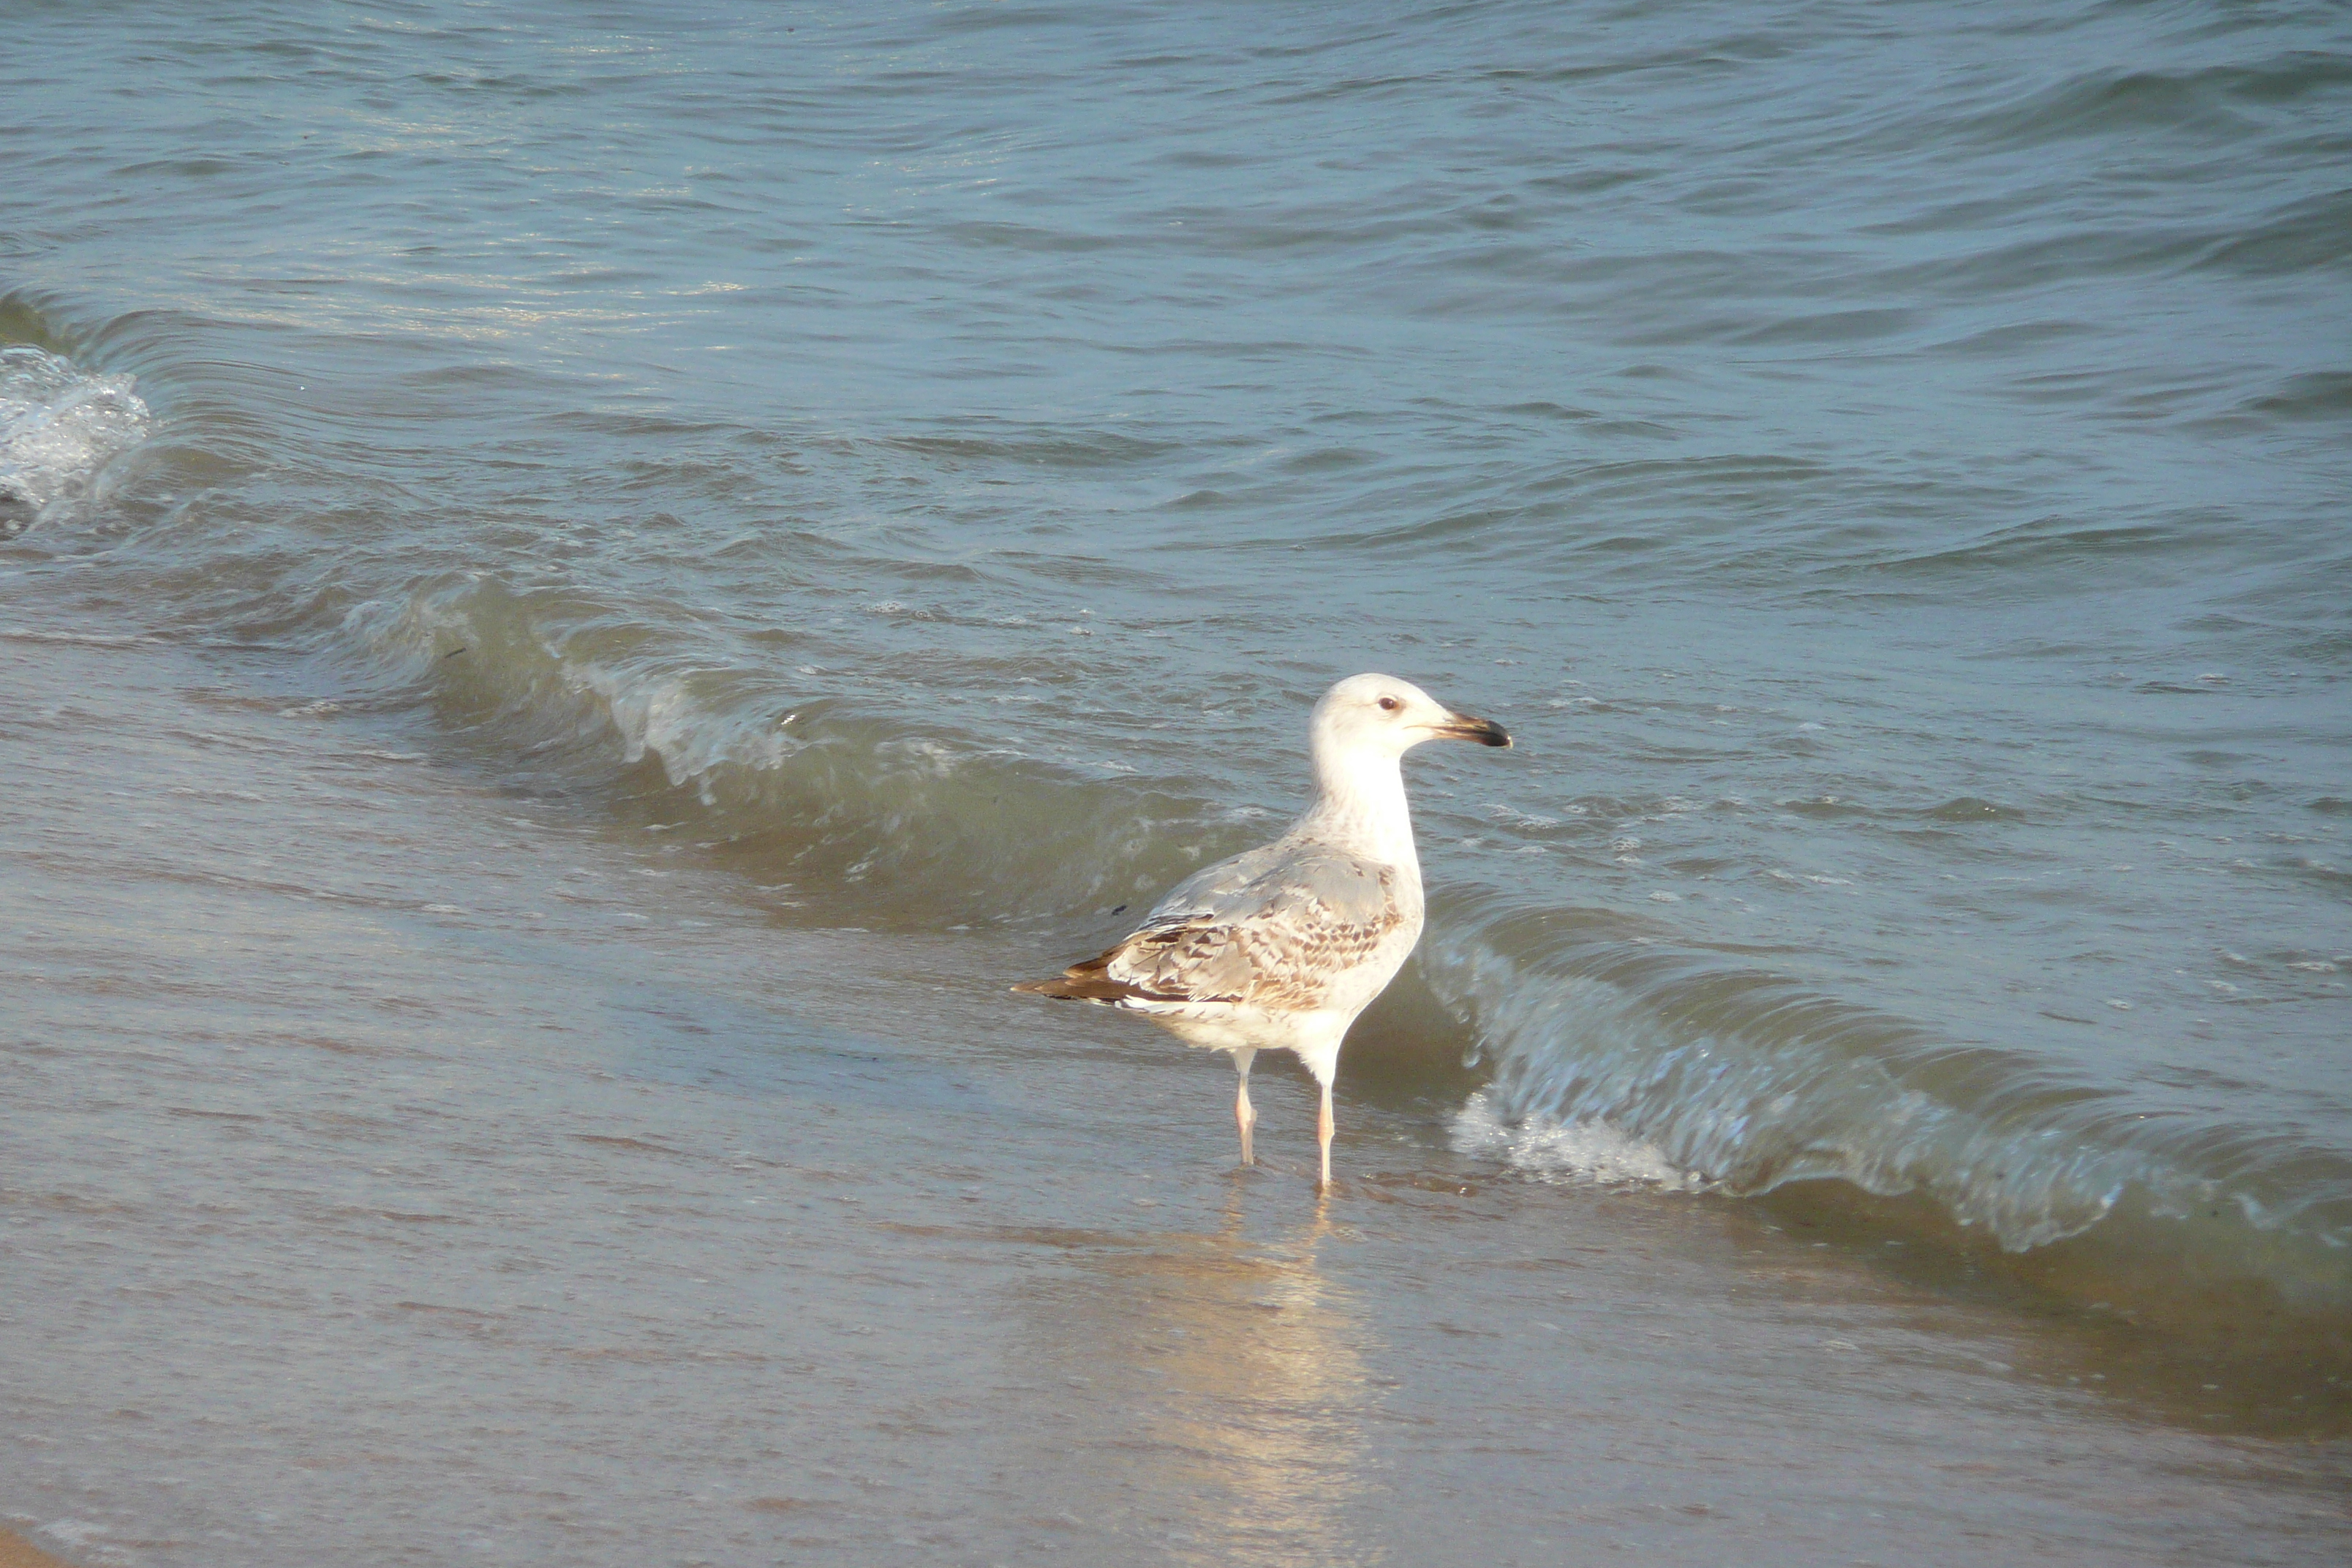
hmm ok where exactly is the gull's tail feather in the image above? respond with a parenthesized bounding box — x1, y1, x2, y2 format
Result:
(1011, 951, 1158, 1003)
(1012, 974, 1117, 1000)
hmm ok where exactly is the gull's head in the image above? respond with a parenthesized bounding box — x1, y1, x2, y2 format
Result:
(1311, 673, 1512, 763)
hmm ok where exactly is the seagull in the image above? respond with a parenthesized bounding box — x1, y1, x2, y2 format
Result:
(1013, 673, 1511, 1186)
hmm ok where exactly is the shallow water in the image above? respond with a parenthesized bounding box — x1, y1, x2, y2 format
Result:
(6, 622, 2346, 1565)
(4, 1, 2349, 1561)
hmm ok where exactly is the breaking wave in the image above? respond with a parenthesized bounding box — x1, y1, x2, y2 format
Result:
(1421, 900, 2352, 1319)
(340, 574, 1239, 924)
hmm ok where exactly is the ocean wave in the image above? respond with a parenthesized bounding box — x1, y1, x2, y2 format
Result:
(1420, 897, 2352, 1317)
(339, 573, 1232, 924)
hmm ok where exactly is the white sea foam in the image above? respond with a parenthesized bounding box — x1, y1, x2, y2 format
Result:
(1450, 1090, 1706, 1191)
(0, 345, 151, 530)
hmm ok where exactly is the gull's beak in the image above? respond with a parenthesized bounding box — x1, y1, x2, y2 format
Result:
(1432, 710, 1512, 748)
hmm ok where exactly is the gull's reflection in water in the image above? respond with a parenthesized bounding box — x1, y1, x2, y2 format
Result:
(1007, 1189, 1376, 1564)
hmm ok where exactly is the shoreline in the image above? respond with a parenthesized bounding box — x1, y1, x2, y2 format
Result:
(3, 590, 2347, 1564)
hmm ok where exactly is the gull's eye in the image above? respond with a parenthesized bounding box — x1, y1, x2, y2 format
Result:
(1377, 696, 1401, 713)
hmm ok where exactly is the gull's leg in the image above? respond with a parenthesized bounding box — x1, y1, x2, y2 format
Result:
(1316, 1077, 1335, 1188)
(1232, 1048, 1258, 1166)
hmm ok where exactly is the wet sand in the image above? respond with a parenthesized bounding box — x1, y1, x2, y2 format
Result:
(4, 616, 2348, 1563)
(0, 1530, 72, 1568)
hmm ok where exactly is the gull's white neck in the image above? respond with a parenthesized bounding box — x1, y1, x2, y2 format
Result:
(1301, 740, 1420, 872)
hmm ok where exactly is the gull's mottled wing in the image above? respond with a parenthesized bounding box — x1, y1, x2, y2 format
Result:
(1017, 841, 1403, 1010)
(1140, 840, 1300, 926)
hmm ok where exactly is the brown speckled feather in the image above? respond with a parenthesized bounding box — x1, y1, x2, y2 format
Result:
(1015, 848, 1402, 1011)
